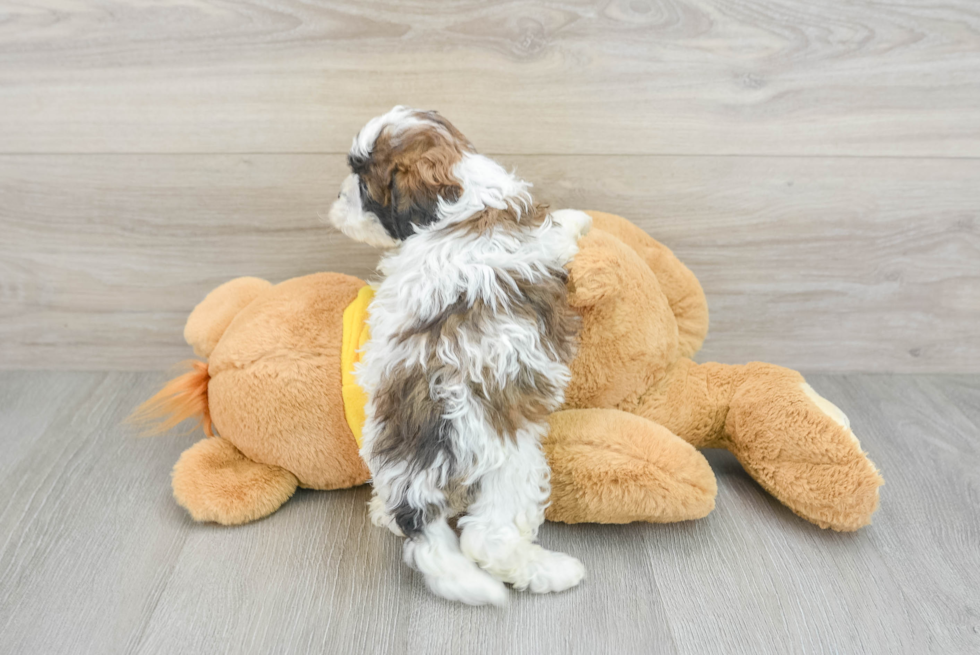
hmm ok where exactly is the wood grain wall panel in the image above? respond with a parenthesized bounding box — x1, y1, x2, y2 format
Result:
(1, 154, 976, 371)
(1, 1, 979, 156)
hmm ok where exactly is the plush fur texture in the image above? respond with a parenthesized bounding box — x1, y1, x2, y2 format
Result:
(544, 409, 717, 523)
(135, 212, 882, 568)
(181, 272, 372, 493)
(631, 359, 882, 530)
(329, 107, 592, 605)
(183, 276, 272, 359)
(172, 436, 298, 525)
(562, 213, 882, 531)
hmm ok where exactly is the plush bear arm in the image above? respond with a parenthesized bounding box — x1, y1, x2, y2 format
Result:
(584, 211, 709, 357)
(543, 409, 716, 524)
(565, 229, 680, 410)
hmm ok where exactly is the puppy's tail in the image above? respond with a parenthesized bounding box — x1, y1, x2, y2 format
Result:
(128, 360, 213, 437)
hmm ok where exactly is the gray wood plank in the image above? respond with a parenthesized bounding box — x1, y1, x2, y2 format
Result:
(0, 371, 103, 479)
(1, 372, 978, 654)
(932, 376, 980, 432)
(1, 155, 977, 373)
(804, 374, 980, 653)
(0, 372, 193, 654)
(400, 522, 679, 655)
(1, 1, 979, 156)
(640, 450, 917, 654)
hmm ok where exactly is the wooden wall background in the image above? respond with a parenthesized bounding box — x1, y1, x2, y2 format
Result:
(1, 0, 978, 372)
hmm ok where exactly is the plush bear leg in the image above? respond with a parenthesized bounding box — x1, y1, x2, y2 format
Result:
(543, 409, 717, 524)
(637, 360, 883, 531)
(172, 436, 299, 525)
(723, 364, 883, 531)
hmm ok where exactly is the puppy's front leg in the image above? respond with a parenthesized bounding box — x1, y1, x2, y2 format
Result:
(368, 487, 403, 536)
(458, 426, 586, 594)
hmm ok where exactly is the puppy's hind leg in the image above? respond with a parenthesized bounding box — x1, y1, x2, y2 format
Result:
(458, 428, 586, 594)
(382, 466, 508, 606)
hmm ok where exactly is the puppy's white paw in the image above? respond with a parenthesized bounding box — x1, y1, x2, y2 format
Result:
(405, 532, 509, 606)
(551, 209, 593, 240)
(548, 209, 593, 266)
(369, 493, 404, 536)
(424, 566, 509, 607)
(420, 555, 507, 607)
(463, 536, 585, 595)
(525, 549, 586, 594)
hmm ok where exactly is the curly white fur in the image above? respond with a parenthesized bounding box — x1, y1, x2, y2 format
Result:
(332, 107, 591, 605)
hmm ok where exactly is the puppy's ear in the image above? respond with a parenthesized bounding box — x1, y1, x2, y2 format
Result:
(390, 146, 463, 234)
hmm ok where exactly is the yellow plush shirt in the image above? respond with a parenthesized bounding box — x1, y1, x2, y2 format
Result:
(341, 285, 374, 449)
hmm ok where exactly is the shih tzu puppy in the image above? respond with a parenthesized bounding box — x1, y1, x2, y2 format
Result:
(329, 106, 591, 605)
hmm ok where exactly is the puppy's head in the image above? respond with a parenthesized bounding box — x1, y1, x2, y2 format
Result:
(329, 106, 473, 247)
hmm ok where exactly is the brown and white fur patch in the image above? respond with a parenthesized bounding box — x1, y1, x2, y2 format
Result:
(328, 106, 591, 605)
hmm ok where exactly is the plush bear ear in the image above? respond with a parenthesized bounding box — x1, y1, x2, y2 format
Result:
(184, 277, 272, 359)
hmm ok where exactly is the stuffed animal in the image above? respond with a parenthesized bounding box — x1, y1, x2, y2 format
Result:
(134, 212, 882, 531)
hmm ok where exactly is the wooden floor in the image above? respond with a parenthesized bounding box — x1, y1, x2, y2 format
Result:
(0, 371, 977, 654)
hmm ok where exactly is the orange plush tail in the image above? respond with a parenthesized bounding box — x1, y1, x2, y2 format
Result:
(129, 360, 213, 437)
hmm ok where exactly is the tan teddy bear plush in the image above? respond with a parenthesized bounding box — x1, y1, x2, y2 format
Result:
(134, 212, 882, 531)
